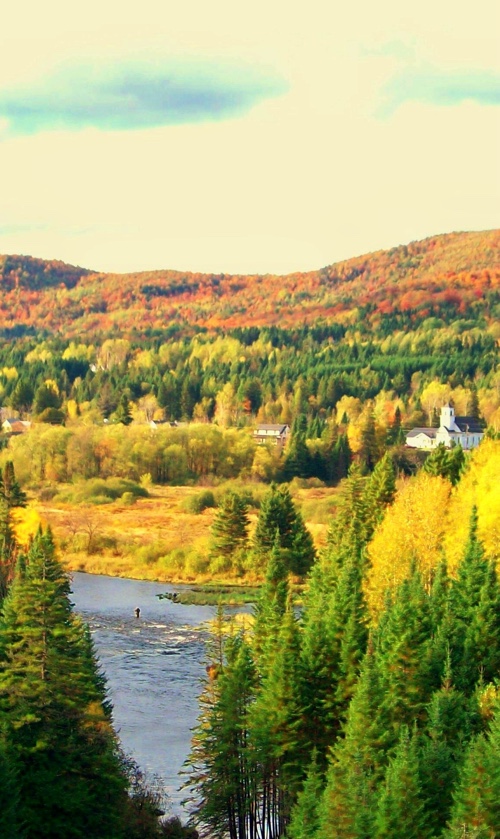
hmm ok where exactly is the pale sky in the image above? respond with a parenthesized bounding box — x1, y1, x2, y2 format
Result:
(0, 0, 499, 275)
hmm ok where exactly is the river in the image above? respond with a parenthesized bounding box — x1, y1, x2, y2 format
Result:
(70, 571, 233, 817)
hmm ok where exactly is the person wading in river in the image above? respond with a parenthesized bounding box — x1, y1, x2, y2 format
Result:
(134, 607, 141, 618)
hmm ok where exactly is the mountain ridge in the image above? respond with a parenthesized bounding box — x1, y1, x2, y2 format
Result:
(1, 229, 499, 338)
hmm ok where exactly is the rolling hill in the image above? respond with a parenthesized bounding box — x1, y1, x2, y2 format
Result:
(1, 229, 499, 339)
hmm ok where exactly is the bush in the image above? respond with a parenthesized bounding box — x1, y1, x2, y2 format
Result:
(56, 478, 149, 505)
(209, 555, 233, 575)
(121, 491, 136, 505)
(183, 490, 216, 514)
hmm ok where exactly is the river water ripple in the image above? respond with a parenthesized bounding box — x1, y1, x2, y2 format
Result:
(70, 572, 224, 816)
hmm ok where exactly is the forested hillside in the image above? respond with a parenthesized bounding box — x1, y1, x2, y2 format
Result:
(1, 231, 500, 836)
(1, 229, 499, 337)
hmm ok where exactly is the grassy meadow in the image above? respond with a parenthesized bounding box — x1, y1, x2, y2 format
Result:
(30, 481, 339, 585)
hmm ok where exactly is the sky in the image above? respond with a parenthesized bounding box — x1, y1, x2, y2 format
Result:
(0, 0, 499, 275)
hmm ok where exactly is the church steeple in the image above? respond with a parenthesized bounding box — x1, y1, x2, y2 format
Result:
(440, 403, 455, 430)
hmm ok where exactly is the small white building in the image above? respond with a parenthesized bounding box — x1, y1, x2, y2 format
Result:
(406, 404, 484, 451)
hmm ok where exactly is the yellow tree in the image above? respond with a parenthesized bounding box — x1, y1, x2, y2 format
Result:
(364, 472, 451, 620)
(443, 438, 500, 572)
(420, 381, 451, 425)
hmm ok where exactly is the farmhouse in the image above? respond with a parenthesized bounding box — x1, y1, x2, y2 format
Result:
(1, 417, 31, 434)
(406, 404, 484, 451)
(253, 423, 290, 447)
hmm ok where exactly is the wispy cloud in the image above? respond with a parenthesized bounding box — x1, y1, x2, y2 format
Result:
(379, 67, 500, 116)
(0, 59, 287, 135)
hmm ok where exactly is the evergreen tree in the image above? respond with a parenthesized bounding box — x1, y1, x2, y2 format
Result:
(284, 432, 312, 480)
(325, 463, 368, 557)
(209, 492, 249, 561)
(287, 752, 324, 839)
(0, 461, 27, 508)
(9, 378, 34, 415)
(316, 646, 390, 839)
(387, 406, 404, 446)
(375, 567, 436, 732)
(253, 484, 316, 577)
(247, 602, 302, 837)
(0, 739, 21, 838)
(423, 443, 464, 486)
(446, 707, 500, 838)
(186, 633, 256, 839)
(375, 727, 430, 839)
(0, 529, 129, 838)
(0, 500, 18, 602)
(419, 663, 474, 836)
(359, 411, 378, 474)
(362, 452, 396, 541)
(448, 508, 500, 694)
(114, 392, 133, 425)
(252, 540, 289, 667)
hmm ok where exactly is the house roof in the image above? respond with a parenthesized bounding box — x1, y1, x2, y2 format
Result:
(254, 424, 290, 433)
(406, 428, 437, 439)
(453, 416, 484, 434)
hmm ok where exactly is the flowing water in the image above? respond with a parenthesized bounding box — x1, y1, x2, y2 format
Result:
(70, 572, 240, 817)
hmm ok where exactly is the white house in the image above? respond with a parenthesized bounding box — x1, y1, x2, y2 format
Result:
(253, 424, 290, 448)
(406, 404, 484, 451)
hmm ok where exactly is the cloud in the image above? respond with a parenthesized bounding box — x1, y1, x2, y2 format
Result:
(380, 67, 500, 116)
(0, 59, 287, 135)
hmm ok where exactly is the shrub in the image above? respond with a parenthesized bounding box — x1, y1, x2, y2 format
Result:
(55, 478, 149, 505)
(183, 490, 216, 514)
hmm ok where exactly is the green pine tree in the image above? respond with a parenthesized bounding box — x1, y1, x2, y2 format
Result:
(375, 567, 436, 732)
(253, 484, 316, 577)
(0, 461, 27, 508)
(185, 633, 256, 839)
(419, 662, 474, 836)
(287, 751, 324, 839)
(209, 491, 249, 561)
(375, 727, 430, 839)
(316, 645, 392, 838)
(362, 452, 396, 541)
(0, 499, 18, 602)
(446, 707, 500, 839)
(114, 392, 133, 425)
(0, 528, 129, 839)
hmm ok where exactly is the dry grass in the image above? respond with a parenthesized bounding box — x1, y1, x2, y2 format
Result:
(36, 482, 337, 583)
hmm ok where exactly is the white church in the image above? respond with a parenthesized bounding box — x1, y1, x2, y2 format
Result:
(406, 404, 484, 451)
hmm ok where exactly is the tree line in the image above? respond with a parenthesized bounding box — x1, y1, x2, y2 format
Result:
(0, 490, 198, 838)
(185, 459, 500, 838)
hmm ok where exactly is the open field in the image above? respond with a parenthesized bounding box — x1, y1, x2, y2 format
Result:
(34, 482, 338, 585)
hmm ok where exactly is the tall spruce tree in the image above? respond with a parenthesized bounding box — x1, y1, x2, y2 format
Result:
(446, 706, 500, 838)
(287, 751, 324, 839)
(362, 452, 396, 542)
(253, 484, 316, 577)
(0, 738, 21, 838)
(247, 602, 302, 838)
(375, 567, 437, 732)
(186, 633, 256, 839)
(0, 499, 18, 603)
(448, 508, 500, 694)
(419, 661, 474, 836)
(316, 646, 392, 839)
(0, 461, 27, 508)
(375, 727, 430, 839)
(0, 528, 129, 839)
(209, 492, 249, 561)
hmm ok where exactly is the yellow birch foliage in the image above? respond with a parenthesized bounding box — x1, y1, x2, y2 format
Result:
(12, 506, 43, 548)
(364, 472, 451, 620)
(443, 438, 500, 572)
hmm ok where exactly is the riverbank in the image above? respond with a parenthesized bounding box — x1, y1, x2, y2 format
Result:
(32, 481, 335, 589)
